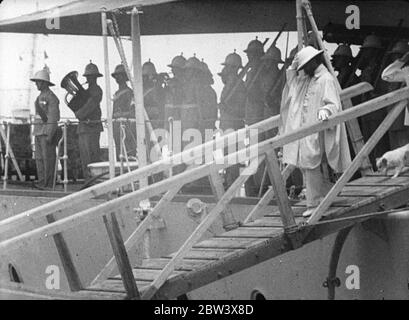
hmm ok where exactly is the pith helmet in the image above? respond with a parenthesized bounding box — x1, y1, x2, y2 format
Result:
(30, 68, 55, 86)
(111, 64, 128, 79)
(168, 53, 187, 69)
(244, 37, 264, 54)
(388, 40, 409, 55)
(83, 61, 103, 77)
(361, 35, 382, 49)
(262, 45, 284, 63)
(332, 44, 353, 58)
(184, 55, 202, 70)
(200, 60, 210, 74)
(296, 46, 324, 71)
(142, 59, 157, 77)
(221, 50, 243, 68)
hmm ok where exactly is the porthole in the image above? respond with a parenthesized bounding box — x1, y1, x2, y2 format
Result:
(250, 289, 266, 300)
(8, 263, 23, 283)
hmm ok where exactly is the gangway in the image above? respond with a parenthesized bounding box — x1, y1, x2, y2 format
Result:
(1, 82, 409, 299)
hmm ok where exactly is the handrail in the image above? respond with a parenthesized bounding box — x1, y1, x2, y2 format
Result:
(0, 113, 278, 234)
(1, 86, 408, 253)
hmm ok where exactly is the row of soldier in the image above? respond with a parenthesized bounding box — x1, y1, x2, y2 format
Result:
(29, 35, 409, 193)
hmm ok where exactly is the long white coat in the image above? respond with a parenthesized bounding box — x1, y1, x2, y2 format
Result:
(381, 59, 409, 126)
(280, 63, 351, 172)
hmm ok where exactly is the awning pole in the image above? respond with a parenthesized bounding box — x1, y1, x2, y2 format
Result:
(131, 7, 148, 188)
(101, 10, 115, 179)
(296, 0, 304, 50)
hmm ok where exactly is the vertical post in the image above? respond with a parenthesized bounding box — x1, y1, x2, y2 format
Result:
(62, 122, 68, 193)
(101, 10, 116, 180)
(3, 123, 10, 190)
(103, 211, 140, 299)
(296, 0, 304, 50)
(131, 8, 148, 188)
(265, 150, 296, 228)
(119, 120, 124, 177)
(46, 213, 82, 291)
(209, 167, 238, 231)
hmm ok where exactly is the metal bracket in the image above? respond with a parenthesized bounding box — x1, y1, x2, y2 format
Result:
(323, 277, 341, 288)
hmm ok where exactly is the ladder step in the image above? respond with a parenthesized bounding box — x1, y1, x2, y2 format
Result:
(193, 237, 268, 250)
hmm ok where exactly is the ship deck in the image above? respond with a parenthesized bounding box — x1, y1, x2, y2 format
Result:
(56, 171, 409, 299)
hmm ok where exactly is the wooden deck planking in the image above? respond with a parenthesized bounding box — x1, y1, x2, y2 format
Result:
(193, 237, 269, 250)
(339, 185, 392, 197)
(347, 175, 409, 186)
(165, 248, 240, 260)
(243, 216, 305, 227)
(88, 278, 150, 293)
(82, 174, 409, 299)
(137, 258, 213, 271)
(111, 268, 185, 282)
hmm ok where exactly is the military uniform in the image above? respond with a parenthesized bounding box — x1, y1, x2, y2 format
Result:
(359, 62, 390, 168)
(144, 81, 165, 130)
(220, 76, 246, 131)
(245, 65, 268, 126)
(33, 88, 60, 187)
(198, 83, 218, 136)
(112, 86, 136, 161)
(219, 75, 246, 188)
(75, 83, 103, 179)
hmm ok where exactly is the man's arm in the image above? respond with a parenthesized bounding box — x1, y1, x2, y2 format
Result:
(382, 60, 409, 83)
(319, 78, 341, 121)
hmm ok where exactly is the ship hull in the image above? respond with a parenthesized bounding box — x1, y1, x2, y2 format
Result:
(1, 191, 408, 300)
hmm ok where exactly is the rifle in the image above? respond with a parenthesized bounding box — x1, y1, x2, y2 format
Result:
(237, 38, 270, 79)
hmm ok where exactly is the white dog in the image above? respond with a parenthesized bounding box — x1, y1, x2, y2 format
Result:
(376, 144, 409, 178)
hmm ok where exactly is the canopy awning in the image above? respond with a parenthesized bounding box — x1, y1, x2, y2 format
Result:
(0, 0, 408, 36)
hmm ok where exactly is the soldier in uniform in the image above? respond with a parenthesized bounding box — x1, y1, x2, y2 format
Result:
(75, 61, 103, 180)
(331, 44, 357, 88)
(243, 37, 276, 196)
(142, 59, 165, 130)
(111, 64, 136, 161)
(165, 54, 186, 131)
(357, 35, 390, 168)
(382, 41, 409, 149)
(218, 51, 247, 188)
(262, 45, 284, 137)
(181, 55, 204, 135)
(197, 59, 218, 136)
(30, 68, 60, 188)
(244, 37, 266, 126)
(219, 51, 246, 132)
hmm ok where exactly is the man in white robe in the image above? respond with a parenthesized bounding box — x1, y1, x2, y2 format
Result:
(281, 46, 351, 217)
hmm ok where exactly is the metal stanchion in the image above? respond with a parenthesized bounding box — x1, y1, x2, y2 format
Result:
(62, 122, 68, 192)
(3, 123, 10, 190)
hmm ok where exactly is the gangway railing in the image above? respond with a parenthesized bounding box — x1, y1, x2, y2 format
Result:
(2, 82, 405, 299)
